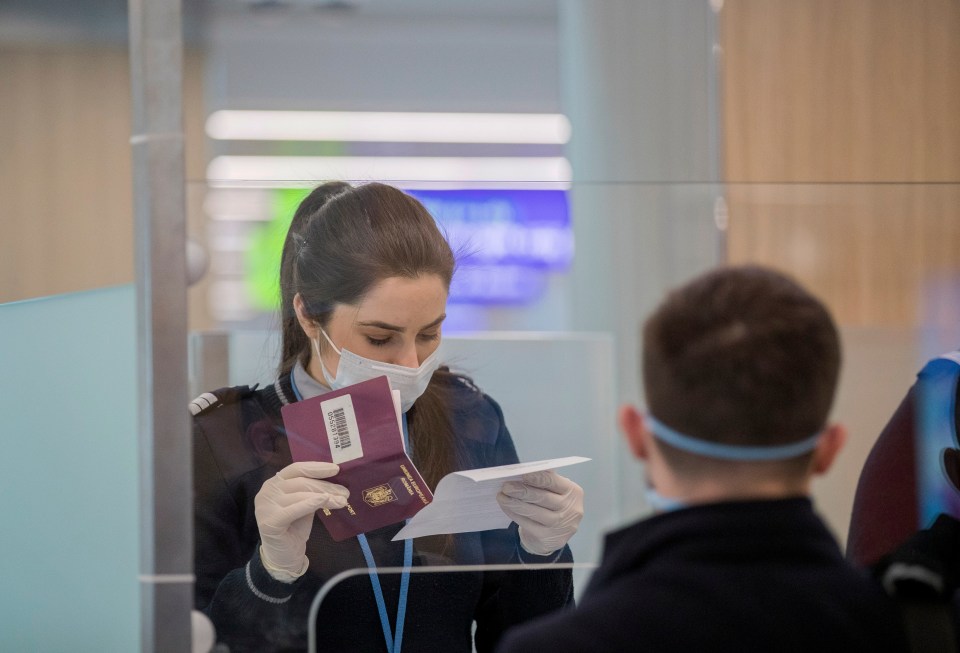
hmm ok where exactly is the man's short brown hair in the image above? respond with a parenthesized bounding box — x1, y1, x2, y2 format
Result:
(642, 265, 840, 458)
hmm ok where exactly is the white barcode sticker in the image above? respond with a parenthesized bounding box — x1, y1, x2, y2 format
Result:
(320, 395, 364, 465)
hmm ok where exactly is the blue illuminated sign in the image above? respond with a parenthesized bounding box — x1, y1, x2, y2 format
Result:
(406, 190, 572, 304)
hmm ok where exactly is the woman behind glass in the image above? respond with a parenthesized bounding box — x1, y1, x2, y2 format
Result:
(193, 182, 584, 652)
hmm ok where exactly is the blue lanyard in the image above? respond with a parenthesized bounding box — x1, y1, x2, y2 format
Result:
(357, 532, 412, 653)
(289, 372, 413, 653)
(357, 414, 413, 653)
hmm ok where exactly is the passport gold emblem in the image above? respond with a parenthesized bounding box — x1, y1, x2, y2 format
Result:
(363, 484, 397, 507)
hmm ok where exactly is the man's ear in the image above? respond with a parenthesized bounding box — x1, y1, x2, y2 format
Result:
(811, 423, 847, 476)
(293, 293, 317, 339)
(619, 404, 650, 461)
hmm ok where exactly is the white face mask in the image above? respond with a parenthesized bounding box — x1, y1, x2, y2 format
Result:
(314, 327, 441, 413)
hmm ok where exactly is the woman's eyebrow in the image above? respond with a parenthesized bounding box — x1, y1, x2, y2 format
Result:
(357, 314, 446, 332)
(421, 314, 446, 330)
(356, 320, 404, 332)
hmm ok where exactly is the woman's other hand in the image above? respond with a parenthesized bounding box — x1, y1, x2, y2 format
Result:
(496, 470, 584, 557)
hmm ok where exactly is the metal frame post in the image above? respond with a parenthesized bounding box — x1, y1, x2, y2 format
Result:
(128, 0, 193, 650)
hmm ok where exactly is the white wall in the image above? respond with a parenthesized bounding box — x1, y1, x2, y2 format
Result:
(203, 5, 561, 113)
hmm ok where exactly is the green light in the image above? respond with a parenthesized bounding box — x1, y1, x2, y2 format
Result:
(244, 188, 311, 312)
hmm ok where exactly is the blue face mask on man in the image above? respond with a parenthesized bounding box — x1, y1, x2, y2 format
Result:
(314, 328, 441, 413)
(642, 414, 824, 514)
(643, 486, 688, 513)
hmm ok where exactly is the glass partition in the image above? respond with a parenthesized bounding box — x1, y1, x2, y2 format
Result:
(189, 329, 619, 589)
(4, 1, 957, 649)
(188, 324, 614, 651)
(187, 169, 960, 651)
(724, 182, 960, 544)
(0, 285, 139, 650)
(309, 563, 598, 653)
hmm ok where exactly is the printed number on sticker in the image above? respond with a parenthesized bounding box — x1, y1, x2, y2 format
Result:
(320, 395, 364, 465)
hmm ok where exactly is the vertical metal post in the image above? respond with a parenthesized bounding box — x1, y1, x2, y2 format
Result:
(706, 0, 725, 185)
(706, 0, 729, 262)
(128, 1, 193, 651)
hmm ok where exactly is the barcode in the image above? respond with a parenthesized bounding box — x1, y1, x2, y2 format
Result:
(320, 394, 363, 464)
(328, 407, 352, 450)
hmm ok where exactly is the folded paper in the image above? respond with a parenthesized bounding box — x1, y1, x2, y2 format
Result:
(392, 456, 590, 540)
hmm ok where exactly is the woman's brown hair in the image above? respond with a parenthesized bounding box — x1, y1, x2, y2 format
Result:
(277, 180, 352, 377)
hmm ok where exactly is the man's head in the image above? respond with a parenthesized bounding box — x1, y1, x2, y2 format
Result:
(620, 265, 846, 500)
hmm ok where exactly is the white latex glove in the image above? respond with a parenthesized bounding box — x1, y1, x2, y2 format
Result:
(254, 461, 349, 581)
(496, 470, 584, 557)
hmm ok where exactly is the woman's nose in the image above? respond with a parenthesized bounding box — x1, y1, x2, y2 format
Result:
(395, 344, 420, 369)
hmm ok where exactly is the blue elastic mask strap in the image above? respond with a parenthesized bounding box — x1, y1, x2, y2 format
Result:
(644, 486, 687, 513)
(646, 415, 821, 461)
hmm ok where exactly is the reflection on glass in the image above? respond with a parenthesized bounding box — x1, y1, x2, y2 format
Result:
(308, 563, 597, 653)
(192, 182, 594, 653)
(0, 285, 140, 650)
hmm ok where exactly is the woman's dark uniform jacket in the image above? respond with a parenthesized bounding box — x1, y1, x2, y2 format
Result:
(193, 372, 574, 653)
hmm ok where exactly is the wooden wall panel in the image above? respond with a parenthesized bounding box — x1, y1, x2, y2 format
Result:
(0, 46, 207, 311)
(0, 47, 133, 303)
(722, 0, 960, 183)
(721, 0, 960, 328)
(721, 2, 960, 545)
(726, 184, 960, 327)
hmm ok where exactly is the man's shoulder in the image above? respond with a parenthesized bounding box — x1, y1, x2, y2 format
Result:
(498, 588, 648, 653)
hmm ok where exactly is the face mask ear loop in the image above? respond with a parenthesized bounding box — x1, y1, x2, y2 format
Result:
(317, 327, 342, 356)
(312, 328, 341, 386)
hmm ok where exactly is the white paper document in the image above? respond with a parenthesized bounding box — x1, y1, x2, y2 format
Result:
(392, 456, 590, 540)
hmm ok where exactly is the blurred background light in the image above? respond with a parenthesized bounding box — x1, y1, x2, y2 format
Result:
(206, 110, 571, 144)
(206, 155, 572, 189)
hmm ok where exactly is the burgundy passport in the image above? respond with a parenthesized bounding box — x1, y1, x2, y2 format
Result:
(280, 375, 433, 541)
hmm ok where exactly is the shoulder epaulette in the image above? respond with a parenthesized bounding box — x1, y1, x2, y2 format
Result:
(189, 384, 258, 417)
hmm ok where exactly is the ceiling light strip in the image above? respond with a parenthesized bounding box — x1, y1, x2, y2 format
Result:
(207, 155, 572, 187)
(205, 110, 571, 144)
